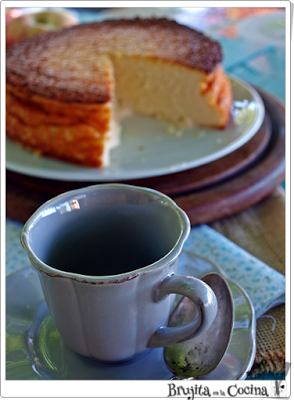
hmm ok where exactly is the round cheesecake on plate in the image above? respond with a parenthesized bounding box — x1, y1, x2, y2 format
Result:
(6, 18, 233, 168)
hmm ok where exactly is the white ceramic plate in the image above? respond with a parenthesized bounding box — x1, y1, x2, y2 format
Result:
(6, 75, 264, 181)
(238, 12, 285, 47)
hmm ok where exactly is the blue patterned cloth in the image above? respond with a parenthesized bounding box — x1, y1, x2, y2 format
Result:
(180, 225, 285, 319)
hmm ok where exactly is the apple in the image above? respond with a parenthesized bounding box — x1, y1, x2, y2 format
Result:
(6, 8, 22, 24)
(6, 10, 14, 25)
(6, 9, 78, 47)
(33, 9, 78, 28)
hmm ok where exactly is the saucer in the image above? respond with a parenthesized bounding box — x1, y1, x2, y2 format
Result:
(6, 263, 255, 380)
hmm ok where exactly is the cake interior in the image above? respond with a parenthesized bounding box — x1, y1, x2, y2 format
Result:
(112, 55, 231, 128)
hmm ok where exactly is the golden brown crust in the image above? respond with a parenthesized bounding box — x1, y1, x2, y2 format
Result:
(6, 84, 112, 167)
(200, 66, 233, 128)
(6, 44, 113, 103)
(6, 115, 106, 168)
(216, 73, 233, 129)
(6, 84, 112, 134)
(6, 18, 223, 103)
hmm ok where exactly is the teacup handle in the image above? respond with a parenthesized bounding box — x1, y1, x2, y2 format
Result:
(148, 274, 218, 348)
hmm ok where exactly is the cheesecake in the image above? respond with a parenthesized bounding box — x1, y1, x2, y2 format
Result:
(6, 18, 233, 168)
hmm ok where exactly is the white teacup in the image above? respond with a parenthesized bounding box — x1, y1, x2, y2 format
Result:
(21, 184, 217, 363)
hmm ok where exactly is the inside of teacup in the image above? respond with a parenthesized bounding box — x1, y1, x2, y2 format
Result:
(27, 187, 185, 277)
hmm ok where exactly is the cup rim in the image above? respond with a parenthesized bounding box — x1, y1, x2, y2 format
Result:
(21, 184, 191, 284)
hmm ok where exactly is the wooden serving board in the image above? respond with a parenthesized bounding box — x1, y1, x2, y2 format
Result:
(6, 88, 285, 226)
